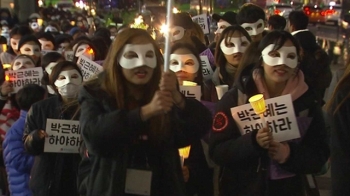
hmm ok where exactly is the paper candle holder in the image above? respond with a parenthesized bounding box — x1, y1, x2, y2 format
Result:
(182, 81, 197, 86)
(178, 146, 191, 159)
(249, 94, 266, 115)
(2, 64, 11, 69)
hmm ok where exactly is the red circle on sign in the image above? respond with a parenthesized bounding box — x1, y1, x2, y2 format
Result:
(213, 112, 228, 132)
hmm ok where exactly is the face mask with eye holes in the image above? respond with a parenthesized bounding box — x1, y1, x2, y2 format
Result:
(261, 44, 298, 69)
(241, 19, 265, 36)
(215, 21, 231, 34)
(220, 36, 250, 55)
(169, 54, 199, 73)
(118, 43, 157, 69)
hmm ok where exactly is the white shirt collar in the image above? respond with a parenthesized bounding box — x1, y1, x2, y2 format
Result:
(291, 29, 309, 36)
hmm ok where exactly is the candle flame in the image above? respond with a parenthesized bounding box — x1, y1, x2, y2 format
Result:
(5, 75, 10, 81)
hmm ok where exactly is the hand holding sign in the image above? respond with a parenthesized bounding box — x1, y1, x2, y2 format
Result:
(0, 80, 13, 96)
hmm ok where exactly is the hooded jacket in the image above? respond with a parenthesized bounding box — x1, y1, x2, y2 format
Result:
(3, 110, 33, 196)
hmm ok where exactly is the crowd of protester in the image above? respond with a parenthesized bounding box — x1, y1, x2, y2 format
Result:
(0, 2, 347, 196)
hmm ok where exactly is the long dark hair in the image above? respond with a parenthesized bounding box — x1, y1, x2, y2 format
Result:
(327, 57, 350, 114)
(100, 28, 169, 141)
(170, 42, 203, 86)
(49, 61, 82, 119)
(215, 25, 252, 87)
(41, 52, 65, 85)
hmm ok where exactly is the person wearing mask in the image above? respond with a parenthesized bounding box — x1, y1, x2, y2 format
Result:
(236, 3, 267, 42)
(209, 31, 329, 195)
(77, 28, 212, 195)
(0, 55, 37, 137)
(169, 13, 196, 44)
(36, 32, 56, 51)
(3, 84, 46, 196)
(18, 35, 42, 67)
(170, 42, 214, 196)
(41, 52, 65, 96)
(212, 11, 237, 44)
(55, 34, 73, 53)
(23, 61, 82, 196)
(209, 25, 252, 102)
(0, 25, 32, 67)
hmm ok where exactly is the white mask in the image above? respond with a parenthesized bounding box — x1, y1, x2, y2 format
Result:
(262, 44, 298, 69)
(54, 70, 82, 87)
(12, 57, 35, 71)
(57, 83, 80, 98)
(241, 19, 265, 36)
(215, 21, 231, 34)
(170, 26, 185, 42)
(220, 36, 250, 55)
(10, 38, 19, 51)
(118, 43, 157, 69)
(45, 26, 58, 33)
(39, 39, 54, 51)
(45, 62, 57, 75)
(47, 85, 56, 94)
(75, 44, 89, 57)
(58, 42, 70, 52)
(30, 22, 39, 30)
(170, 54, 199, 73)
(20, 44, 41, 57)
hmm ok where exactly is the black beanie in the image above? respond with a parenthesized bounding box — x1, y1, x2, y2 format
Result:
(18, 35, 41, 51)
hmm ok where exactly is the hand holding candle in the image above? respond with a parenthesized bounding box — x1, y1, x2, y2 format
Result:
(179, 145, 191, 167)
(249, 94, 272, 148)
(1, 77, 13, 97)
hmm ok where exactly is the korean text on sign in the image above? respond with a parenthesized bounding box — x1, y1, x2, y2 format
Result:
(200, 56, 214, 81)
(179, 86, 201, 101)
(230, 94, 300, 142)
(44, 119, 81, 153)
(192, 14, 210, 34)
(5, 67, 43, 93)
(77, 55, 104, 81)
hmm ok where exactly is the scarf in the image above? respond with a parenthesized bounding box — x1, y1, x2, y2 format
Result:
(252, 69, 308, 101)
(0, 100, 20, 138)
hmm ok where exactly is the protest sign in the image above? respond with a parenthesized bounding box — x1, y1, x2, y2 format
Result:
(231, 94, 300, 142)
(77, 55, 104, 81)
(200, 56, 214, 81)
(5, 67, 43, 93)
(192, 14, 210, 34)
(179, 86, 201, 101)
(44, 119, 81, 153)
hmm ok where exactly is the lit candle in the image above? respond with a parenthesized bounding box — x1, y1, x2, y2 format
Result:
(182, 81, 197, 86)
(178, 145, 191, 167)
(2, 64, 11, 69)
(249, 94, 267, 126)
(2, 44, 6, 52)
(5, 75, 10, 82)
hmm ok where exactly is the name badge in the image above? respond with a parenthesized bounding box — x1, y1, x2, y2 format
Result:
(125, 169, 152, 196)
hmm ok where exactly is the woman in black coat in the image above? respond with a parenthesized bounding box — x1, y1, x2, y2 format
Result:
(78, 28, 212, 196)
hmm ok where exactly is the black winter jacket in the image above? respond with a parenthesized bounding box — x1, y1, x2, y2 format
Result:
(209, 70, 330, 196)
(23, 95, 81, 196)
(78, 82, 212, 196)
(329, 83, 350, 196)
